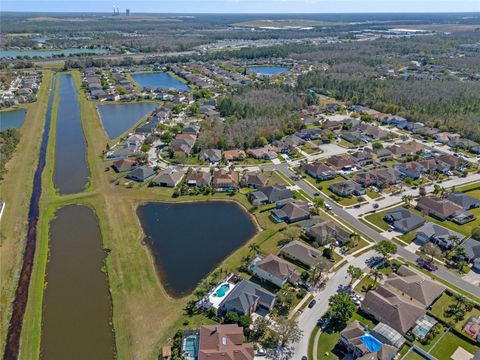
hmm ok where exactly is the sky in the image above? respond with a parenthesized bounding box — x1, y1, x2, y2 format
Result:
(1, 0, 479, 13)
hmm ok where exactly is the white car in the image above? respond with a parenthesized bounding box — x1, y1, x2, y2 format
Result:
(325, 203, 332, 210)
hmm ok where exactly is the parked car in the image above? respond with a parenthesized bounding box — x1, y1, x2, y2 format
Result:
(417, 258, 437, 271)
(308, 300, 317, 309)
(325, 203, 332, 210)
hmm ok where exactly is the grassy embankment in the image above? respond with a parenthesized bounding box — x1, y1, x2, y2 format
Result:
(17, 70, 289, 359)
(0, 71, 53, 354)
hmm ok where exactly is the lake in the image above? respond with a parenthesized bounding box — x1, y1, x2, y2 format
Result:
(97, 102, 157, 139)
(0, 109, 27, 131)
(248, 65, 289, 76)
(53, 73, 90, 195)
(131, 72, 190, 91)
(40, 205, 115, 360)
(137, 202, 256, 297)
(0, 48, 108, 59)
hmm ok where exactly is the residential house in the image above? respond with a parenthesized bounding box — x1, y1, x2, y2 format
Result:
(350, 151, 374, 167)
(339, 321, 399, 360)
(436, 154, 468, 171)
(415, 222, 464, 250)
(151, 170, 185, 187)
(249, 184, 293, 206)
(322, 119, 342, 132)
(106, 147, 137, 160)
(447, 192, 480, 210)
(241, 172, 268, 188)
(303, 162, 337, 180)
(185, 170, 211, 187)
(306, 219, 351, 246)
(247, 146, 278, 160)
(384, 266, 445, 307)
(417, 159, 450, 174)
(251, 254, 299, 288)
(199, 149, 223, 163)
(359, 123, 391, 140)
(394, 162, 425, 180)
(326, 155, 355, 171)
(125, 134, 145, 149)
(353, 168, 400, 189)
(464, 238, 480, 271)
(361, 285, 426, 334)
(271, 199, 310, 223)
(218, 280, 276, 316)
(126, 166, 156, 182)
(212, 170, 238, 190)
(463, 316, 480, 342)
(171, 136, 195, 155)
(341, 131, 365, 145)
(112, 158, 137, 173)
(383, 208, 426, 233)
(388, 145, 409, 159)
(416, 197, 474, 224)
(280, 240, 323, 268)
(274, 134, 305, 153)
(223, 149, 246, 162)
(198, 324, 254, 360)
(366, 147, 394, 162)
(329, 180, 365, 197)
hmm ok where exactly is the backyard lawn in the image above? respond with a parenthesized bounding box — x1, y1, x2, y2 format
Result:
(354, 275, 378, 295)
(430, 292, 480, 332)
(429, 331, 480, 359)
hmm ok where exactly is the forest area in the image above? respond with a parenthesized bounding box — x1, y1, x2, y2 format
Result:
(196, 88, 305, 150)
(297, 70, 480, 142)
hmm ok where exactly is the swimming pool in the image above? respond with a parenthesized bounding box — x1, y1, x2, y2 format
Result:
(182, 334, 199, 360)
(213, 283, 230, 298)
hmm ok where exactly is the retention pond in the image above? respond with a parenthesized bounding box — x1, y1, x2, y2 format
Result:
(137, 201, 256, 297)
(96, 102, 157, 139)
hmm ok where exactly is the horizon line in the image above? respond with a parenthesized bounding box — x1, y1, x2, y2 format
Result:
(1, 10, 480, 14)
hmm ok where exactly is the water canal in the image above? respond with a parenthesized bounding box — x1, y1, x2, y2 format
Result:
(130, 72, 190, 91)
(3, 77, 56, 360)
(40, 205, 115, 360)
(248, 65, 288, 76)
(53, 73, 90, 195)
(0, 109, 27, 132)
(137, 202, 256, 297)
(96, 102, 157, 139)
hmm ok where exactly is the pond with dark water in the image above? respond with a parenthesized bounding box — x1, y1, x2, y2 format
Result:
(137, 201, 256, 297)
(0, 109, 27, 131)
(248, 65, 289, 76)
(97, 102, 157, 139)
(40, 205, 115, 360)
(130, 72, 190, 91)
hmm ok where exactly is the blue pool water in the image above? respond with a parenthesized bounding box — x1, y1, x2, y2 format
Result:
(214, 283, 230, 297)
(184, 336, 198, 357)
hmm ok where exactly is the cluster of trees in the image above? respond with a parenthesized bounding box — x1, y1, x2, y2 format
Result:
(297, 70, 480, 142)
(0, 128, 21, 179)
(197, 88, 305, 150)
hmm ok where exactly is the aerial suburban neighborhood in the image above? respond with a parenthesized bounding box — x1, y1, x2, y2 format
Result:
(0, 5, 480, 360)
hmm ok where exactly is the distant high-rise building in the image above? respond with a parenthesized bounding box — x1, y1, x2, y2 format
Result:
(126, 9, 130, 16)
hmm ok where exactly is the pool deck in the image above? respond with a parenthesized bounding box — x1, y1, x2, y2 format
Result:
(208, 282, 234, 308)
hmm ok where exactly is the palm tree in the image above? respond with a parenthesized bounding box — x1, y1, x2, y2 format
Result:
(371, 268, 383, 286)
(402, 195, 413, 208)
(248, 243, 260, 255)
(349, 233, 361, 248)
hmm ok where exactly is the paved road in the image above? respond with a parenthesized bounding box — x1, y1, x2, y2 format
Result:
(274, 164, 480, 299)
(290, 251, 375, 360)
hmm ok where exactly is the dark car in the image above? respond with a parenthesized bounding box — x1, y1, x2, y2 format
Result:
(314, 192, 320, 197)
(302, 356, 308, 360)
(308, 300, 317, 309)
(417, 258, 437, 271)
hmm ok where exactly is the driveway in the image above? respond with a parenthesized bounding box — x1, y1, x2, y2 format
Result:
(291, 250, 376, 360)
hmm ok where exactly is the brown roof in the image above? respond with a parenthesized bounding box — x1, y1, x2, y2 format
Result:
(198, 324, 254, 360)
(326, 155, 355, 170)
(223, 149, 246, 161)
(176, 133, 197, 141)
(361, 286, 426, 334)
(384, 266, 445, 307)
(212, 170, 239, 187)
(416, 196, 464, 220)
(257, 254, 296, 279)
